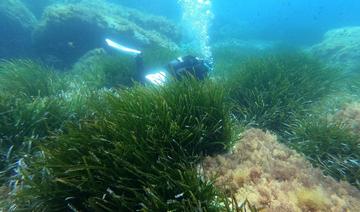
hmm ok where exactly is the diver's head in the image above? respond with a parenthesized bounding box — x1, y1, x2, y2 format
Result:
(167, 55, 211, 80)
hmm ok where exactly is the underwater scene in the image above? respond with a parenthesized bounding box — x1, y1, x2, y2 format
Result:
(1, 0, 360, 211)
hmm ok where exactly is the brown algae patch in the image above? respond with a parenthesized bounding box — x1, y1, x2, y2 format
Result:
(334, 101, 360, 134)
(203, 128, 360, 211)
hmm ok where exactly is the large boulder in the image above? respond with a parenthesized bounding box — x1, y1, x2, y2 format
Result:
(21, 0, 56, 17)
(33, 0, 181, 68)
(0, 0, 37, 58)
(333, 102, 360, 134)
(308, 27, 360, 72)
(70, 48, 136, 88)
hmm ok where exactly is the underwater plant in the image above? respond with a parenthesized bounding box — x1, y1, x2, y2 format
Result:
(95, 78, 233, 155)
(7, 78, 234, 211)
(0, 59, 102, 186)
(0, 60, 66, 98)
(225, 53, 341, 133)
(345, 70, 360, 98)
(334, 102, 360, 134)
(142, 45, 180, 70)
(71, 49, 137, 89)
(0, 95, 73, 184)
(71, 46, 180, 89)
(0, 59, 78, 185)
(212, 45, 251, 79)
(289, 117, 360, 189)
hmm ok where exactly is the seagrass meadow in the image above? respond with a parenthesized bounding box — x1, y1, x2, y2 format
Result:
(2, 0, 360, 211)
(0, 48, 359, 211)
(0, 57, 245, 211)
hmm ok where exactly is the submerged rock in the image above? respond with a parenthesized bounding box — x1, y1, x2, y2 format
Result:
(309, 27, 360, 73)
(21, 0, 54, 17)
(33, 0, 180, 68)
(0, 0, 37, 58)
(203, 128, 360, 211)
(70, 48, 136, 88)
(333, 102, 360, 134)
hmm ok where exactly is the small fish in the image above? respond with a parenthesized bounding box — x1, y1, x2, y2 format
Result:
(68, 41, 75, 48)
(175, 193, 184, 199)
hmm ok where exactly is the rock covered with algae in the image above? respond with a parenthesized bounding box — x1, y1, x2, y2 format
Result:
(32, 0, 180, 67)
(203, 128, 360, 211)
(309, 27, 360, 73)
(0, 0, 37, 57)
(334, 102, 360, 134)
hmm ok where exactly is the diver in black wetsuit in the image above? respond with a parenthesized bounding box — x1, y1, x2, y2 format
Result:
(166, 55, 211, 81)
(105, 38, 211, 84)
(132, 53, 211, 84)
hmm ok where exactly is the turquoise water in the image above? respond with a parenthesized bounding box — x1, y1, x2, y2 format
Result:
(0, 0, 360, 67)
(113, 0, 360, 44)
(2, 0, 360, 66)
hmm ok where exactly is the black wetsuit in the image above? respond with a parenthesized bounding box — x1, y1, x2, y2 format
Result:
(133, 55, 210, 84)
(134, 53, 146, 83)
(167, 55, 210, 80)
